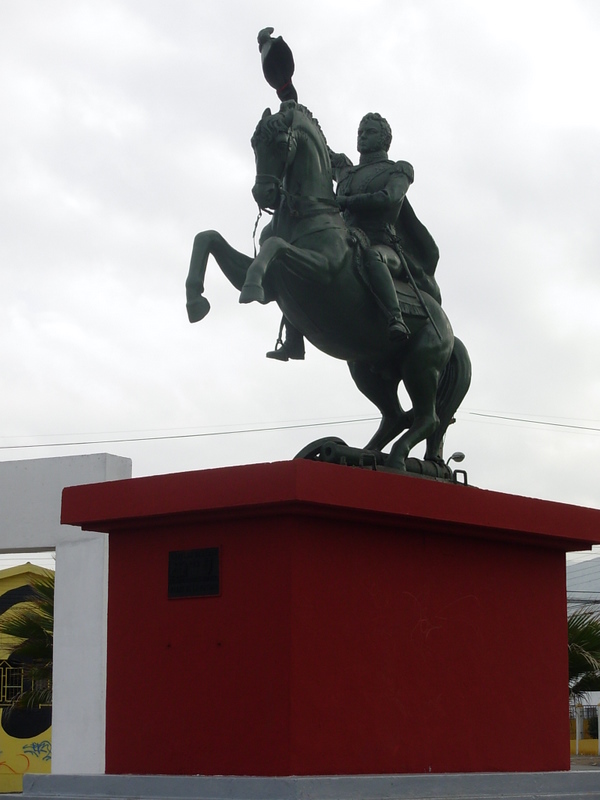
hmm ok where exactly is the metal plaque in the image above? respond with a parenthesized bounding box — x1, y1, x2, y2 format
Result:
(168, 547, 220, 598)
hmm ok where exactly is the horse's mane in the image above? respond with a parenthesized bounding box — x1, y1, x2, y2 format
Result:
(251, 101, 328, 150)
(292, 103, 327, 146)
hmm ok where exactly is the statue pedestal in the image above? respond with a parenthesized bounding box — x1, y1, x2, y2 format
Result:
(62, 460, 600, 776)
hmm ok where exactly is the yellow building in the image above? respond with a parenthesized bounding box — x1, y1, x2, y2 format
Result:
(0, 564, 52, 793)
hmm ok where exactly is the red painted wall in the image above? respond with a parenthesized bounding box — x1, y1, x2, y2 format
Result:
(106, 515, 294, 775)
(62, 461, 600, 775)
(287, 517, 567, 774)
(79, 462, 583, 776)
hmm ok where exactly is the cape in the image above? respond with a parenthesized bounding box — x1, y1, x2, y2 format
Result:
(396, 194, 440, 279)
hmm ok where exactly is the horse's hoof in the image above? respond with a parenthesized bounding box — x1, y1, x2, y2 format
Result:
(239, 284, 265, 304)
(385, 455, 407, 472)
(187, 296, 211, 323)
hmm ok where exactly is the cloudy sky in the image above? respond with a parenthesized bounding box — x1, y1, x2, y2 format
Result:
(1, 0, 599, 528)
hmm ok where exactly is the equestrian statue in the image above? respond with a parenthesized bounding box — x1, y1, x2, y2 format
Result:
(185, 28, 471, 476)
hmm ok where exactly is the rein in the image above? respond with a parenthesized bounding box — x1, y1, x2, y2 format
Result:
(254, 173, 339, 217)
(252, 191, 339, 257)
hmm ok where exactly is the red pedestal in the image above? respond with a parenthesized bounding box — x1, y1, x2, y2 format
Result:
(62, 460, 600, 776)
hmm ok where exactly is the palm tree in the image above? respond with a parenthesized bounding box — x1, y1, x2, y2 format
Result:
(0, 572, 54, 709)
(568, 605, 600, 702)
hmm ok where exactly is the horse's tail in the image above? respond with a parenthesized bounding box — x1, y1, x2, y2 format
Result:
(427, 336, 472, 460)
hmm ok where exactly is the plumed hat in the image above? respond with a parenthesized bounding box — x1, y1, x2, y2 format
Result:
(258, 27, 298, 102)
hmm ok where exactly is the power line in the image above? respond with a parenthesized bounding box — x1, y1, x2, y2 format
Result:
(0, 408, 598, 452)
(0, 416, 379, 451)
(469, 412, 600, 433)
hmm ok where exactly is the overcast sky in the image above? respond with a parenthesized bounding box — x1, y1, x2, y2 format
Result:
(1, 0, 599, 527)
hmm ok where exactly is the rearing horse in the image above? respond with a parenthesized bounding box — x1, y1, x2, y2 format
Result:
(186, 101, 471, 469)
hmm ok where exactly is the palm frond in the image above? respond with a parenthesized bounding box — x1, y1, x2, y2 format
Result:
(568, 606, 600, 701)
(0, 572, 54, 710)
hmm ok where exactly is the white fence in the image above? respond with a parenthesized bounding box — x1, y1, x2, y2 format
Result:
(571, 704, 600, 756)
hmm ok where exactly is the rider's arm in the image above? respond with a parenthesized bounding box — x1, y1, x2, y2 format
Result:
(328, 148, 353, 182)
(340, 161, 414, 212)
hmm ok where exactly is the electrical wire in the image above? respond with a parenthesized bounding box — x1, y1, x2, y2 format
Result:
(0, 409, 598, 451)
(469, 412, 600, 433)
(0, 416, 379, 451)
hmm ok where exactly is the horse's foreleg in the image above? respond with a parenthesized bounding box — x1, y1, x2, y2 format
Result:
(186, 230, 253, 322)
(240, 237, 330, 304)
(186, 231, 215, 322)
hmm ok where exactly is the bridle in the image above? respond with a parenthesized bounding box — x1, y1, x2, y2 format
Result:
(253, 126, 297, 213)
(252, 120, 339, 253)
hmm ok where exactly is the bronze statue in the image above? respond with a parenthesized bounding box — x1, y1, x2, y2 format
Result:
(268, 111, 441, 361)
(185, 31, 471, 471)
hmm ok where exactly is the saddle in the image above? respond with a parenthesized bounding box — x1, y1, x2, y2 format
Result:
(348, 228, 428, 319)
(394, 280, 427, 318)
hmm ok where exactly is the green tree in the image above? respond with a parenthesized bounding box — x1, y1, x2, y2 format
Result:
(0, 572, 54, 709)
(568, 605, 600, 702)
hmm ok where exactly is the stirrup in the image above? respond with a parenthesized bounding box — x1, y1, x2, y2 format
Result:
(388, 316, 410, 342)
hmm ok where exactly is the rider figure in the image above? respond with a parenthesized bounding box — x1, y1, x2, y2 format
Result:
(267, 112, 441, 361)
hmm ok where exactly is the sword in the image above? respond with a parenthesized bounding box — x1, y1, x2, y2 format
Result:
(399, 253, 444, 341)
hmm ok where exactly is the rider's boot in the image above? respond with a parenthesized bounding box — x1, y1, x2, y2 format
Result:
(266, 318, 305, 361)
(365, 250, 410, 341)
(387, 313, 410, 342)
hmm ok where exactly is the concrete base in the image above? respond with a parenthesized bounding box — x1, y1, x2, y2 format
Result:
(61, 461, 600, 776)
(20, 772, 600, 799)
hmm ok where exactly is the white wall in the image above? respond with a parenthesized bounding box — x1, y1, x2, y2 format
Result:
(0, 454, 132, 774)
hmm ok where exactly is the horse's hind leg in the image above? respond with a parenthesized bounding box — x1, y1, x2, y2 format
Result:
(424, 337, 472, 462)
(348, 361, 412, 451)
(387, 364, 441, 470)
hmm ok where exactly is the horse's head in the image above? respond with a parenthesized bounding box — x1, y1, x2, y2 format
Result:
(251, 104, 298, 211)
